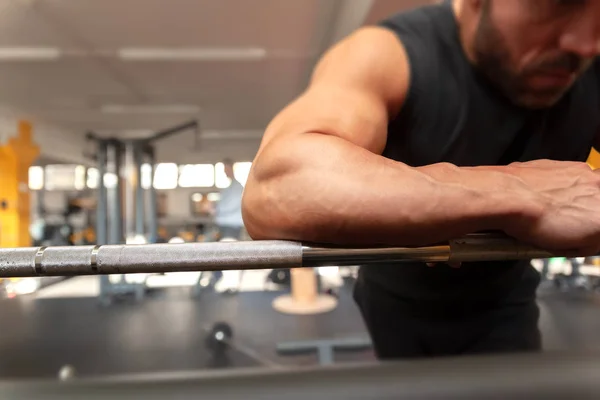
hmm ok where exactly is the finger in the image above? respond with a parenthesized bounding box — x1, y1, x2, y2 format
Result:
(426, 263, 436, 267)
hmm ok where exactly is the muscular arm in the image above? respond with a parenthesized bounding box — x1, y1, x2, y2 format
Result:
(242, 27, 540, 246)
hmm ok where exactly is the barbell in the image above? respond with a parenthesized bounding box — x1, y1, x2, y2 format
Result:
(0, 232, 557, 278)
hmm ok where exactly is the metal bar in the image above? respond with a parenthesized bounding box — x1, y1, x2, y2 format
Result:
(1, 352, 600, 399)
(124, 141, 136, 240)
(95, 141, 110, 301)
(0, 233, 556, 278)
(145, 120, 198, 143)
(302, 232, 552, 266)
(36, 187, 45, 218)
(95, 141, 107, 246)
(0, 241, 302, 277)
(146, 147, 158, 243)
(106, 140, 123, 244)
(134, 144, 145, 236)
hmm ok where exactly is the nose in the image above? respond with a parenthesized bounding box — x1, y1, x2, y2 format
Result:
(560, 13, 600, 58)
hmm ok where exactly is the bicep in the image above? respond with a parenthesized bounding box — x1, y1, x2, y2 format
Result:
(262, 85, 390, 154)
(257, 27, 410, 156)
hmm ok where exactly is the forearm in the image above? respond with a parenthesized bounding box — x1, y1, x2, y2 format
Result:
(243, 133, 539, 246)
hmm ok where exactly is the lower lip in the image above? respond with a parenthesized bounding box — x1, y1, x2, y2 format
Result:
(529, 73, 573, 87)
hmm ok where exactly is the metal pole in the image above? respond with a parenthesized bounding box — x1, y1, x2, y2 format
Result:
(106, 140, 124, 245)
(114, 142, 124, 244)
(146, 147, 158, 244)
(0, 233, 557, 278)
(124, 141, 135, 240)
(96, 141, 107, 246)
(134, 143, 145, 236)
(95, 141, 110, 303)
(145, 120, 198, 143)
(36, 188, 45, 218)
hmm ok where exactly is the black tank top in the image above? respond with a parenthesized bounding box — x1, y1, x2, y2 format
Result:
(362, 1, 600, 310)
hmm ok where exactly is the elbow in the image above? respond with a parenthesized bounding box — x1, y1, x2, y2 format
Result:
(241, 158, 310, 241)
(241, 174, 295, 241)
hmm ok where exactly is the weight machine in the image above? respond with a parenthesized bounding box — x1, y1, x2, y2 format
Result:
(85, 120, 200, 305)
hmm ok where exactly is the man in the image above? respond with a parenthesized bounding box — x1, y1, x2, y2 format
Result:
(212, 159, 245, 288)
(242, 0, 600, 359)
(214, 158, 245, 241)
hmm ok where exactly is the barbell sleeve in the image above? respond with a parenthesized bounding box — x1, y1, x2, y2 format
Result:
(0, 233, 555, 278)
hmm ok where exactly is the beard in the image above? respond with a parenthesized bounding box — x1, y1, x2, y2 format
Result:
(472, 1, 589, 109)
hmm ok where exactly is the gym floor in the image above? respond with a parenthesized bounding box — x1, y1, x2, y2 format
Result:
(0, 275, 372, 379)
(0, 276, 600, 380)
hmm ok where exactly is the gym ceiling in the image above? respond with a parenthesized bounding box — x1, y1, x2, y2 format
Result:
(0, 0, 424, 165)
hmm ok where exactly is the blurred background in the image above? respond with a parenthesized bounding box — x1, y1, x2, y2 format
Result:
(1, 0, 600, 383)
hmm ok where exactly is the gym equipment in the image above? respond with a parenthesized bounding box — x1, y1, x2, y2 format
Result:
(204, 322, 282, 369)
(272, 268, 338, 315)
(205, 322, 233, 353)
(266, 268, 291, 286)
(276, 337, 372, 365)
(57, 365, 76, 382)
(212, 237, 246, 295)
(2, 351, 600, 399)
(0, 232, 557, 278)
(88, 121, 199, 305)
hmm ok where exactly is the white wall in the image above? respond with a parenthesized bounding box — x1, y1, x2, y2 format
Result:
(154, 132, 261, 165)
(0, 105, 89, 165)
(30, 190, 70, 223)
(161, 187, 199, 219)
(33, 122, 89, 165)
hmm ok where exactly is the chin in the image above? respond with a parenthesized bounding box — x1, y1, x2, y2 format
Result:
(511, 90, 568, 110)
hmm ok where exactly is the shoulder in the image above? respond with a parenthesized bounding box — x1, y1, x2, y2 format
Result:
(376, 2, 455, 53)
(378, 3, 448, 36)
(375, 3, 466, 120)
(375, 2, 463, 83)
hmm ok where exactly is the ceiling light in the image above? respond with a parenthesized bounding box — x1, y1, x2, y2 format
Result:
(118, 47, 267, 61)
(101, 104, 201, 114)
(0, 47, 61, 61)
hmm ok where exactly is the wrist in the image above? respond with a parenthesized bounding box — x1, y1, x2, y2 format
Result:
(418, 164, 543, 234)
(492, 175, 545, 232)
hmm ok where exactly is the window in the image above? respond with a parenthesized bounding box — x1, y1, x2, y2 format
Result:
(87, 168, 118, 189)
(28, 166, 44, 190)
(207, 192, 221, 202)
(87, 168, 99, 189)
(44, 164, 79, 190)
(103, 172, 118, 189)
(191, 193, 203, 202)
(178, 164, 215, 188)
(141, 163, 152, 190)
(215, 162, 231, 189)
(74, 166, 86, 190)
(233, 162, 252, 187)
(153, 163, 178, 190)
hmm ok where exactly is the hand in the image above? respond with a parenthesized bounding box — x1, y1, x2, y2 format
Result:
(502, 159, 600, 256)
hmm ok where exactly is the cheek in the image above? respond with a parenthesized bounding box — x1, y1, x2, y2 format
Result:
(490, 5, 561, 71)
(504, 27, 559, 72)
